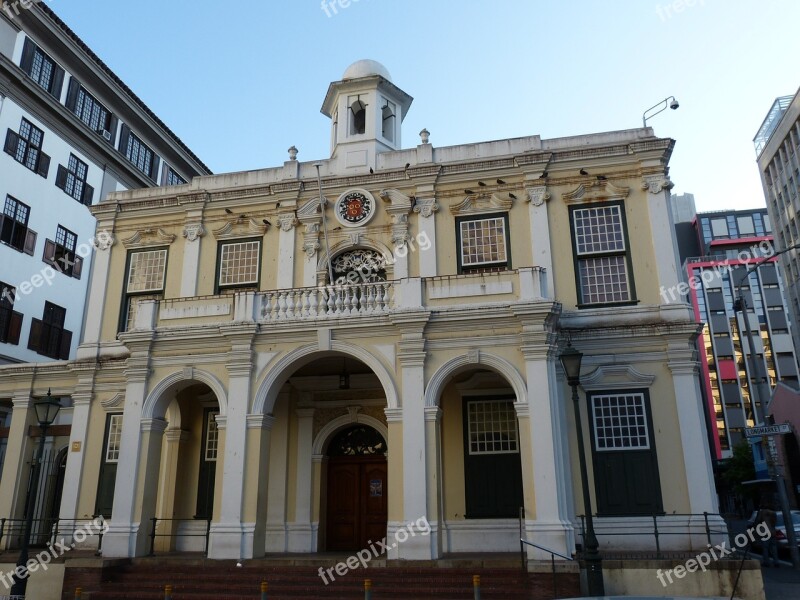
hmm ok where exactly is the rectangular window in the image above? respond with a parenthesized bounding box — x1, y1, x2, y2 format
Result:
(121, 249, 167, 331)
(43, 225, 82, 279)
(74, 86, 112, 134)
(0, 281, 22, 346)
(27, 301, 71, 359)
(710, 217, 729, 238)
(205, 411, 219, 461)
(591, 393, 651, 450)
(123, 129, 155, 178)
(165, 167, 186, 187)
(737, 215, 755, 236)
(56, 154, 93, 205)
(467, 399, 519, 455)
(19, 39, 64, 99)
(105, 414, 123, 463)
(456, 213, 510, 273)
(217, 240, 260, 290)
(571, 203, 634, 305)
(4, 119, 50, 178)
(0, 195, 34, 253)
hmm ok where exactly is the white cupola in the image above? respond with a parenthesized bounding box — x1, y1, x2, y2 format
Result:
(321, 60, 413, 172)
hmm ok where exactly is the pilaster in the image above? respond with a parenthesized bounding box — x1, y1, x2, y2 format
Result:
(413, 191, 439, 278)
(289, 407, 316, 552)
(525, 182, 554, 296)
(277, 213, 299, 289)
(180, 211, 205, 297)
(58, 373, 95, 522)
(0, 393, 35, 525)
(77, 227, 115, 359)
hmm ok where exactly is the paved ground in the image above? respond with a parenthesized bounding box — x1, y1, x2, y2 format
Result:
(761, 562, 800, 600)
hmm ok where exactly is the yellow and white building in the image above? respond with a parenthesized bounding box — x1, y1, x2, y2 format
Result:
(0, 60, 720, 562)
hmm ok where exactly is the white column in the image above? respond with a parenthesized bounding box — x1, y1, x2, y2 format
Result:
(180, 221, 204, 297)
(247, 414, 275, 558)
(395, 336, 430, 559)
(668, 347, 719, 514)
(424, 406, 443, 558)
(76, 229, 114, 359)
(57, 382, 93, 523)
(644, 175, 681, 301)
(265, 392, 290, 552)
(102, 365, 149, 558)
(289, 407, 315, 552)
(277, 214, 298, 289)
(413, 197, 439, 278)
(526, 186, 554, 297)
(0, 394, 35, 525)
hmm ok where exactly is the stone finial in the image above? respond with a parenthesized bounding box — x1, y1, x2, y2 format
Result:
(419, 128, 430, 145)
(288, 146, 299, 161)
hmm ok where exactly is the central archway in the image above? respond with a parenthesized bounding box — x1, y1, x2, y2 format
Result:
(325, 425, 388, 551)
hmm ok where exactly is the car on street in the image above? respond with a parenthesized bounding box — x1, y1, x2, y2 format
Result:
(746, 509, 800, 548)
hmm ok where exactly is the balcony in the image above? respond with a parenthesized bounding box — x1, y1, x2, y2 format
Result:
(128, 268, 549, 331)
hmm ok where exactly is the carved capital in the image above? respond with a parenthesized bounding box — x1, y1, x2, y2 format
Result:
(413, 197, 439, 218)
(182, 223, 205, 243)
(278, 213, 299, 232)
(641, 174, 674, 194)
(526, 186, 551, 207)
(92, 231, 115, 251)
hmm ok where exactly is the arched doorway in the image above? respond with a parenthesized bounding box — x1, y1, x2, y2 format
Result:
(325, 425, 387, 551)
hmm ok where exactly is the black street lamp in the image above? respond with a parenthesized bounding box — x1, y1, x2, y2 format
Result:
(10, 389, 61, 597)
(559, 343, 604, 596)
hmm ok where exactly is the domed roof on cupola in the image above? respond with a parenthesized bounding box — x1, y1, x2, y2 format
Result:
(342, 59, 392, 82)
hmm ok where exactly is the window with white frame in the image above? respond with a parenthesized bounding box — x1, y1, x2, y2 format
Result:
(205, 411, 219, 461)
(591, 393, 650, 450)
(457, 214, 509, 273)
(466, 399, 519, 454)
(571, 203, 633, 305)
(217, 240, 260, 290)
(121, 249, 167, 331)
(105, 414, 123, 462)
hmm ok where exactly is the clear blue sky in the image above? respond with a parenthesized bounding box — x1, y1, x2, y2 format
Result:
(51, 0, 800, 212)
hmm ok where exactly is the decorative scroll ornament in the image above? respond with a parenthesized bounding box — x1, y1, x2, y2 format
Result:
(212, 218, 268, 240)
(413, 197, 439, 218)
(182, 223, 205, 242)
(92, 231, 115, 251)
(526, 186, 551, 207)
(641, 174, 674, 194)
(121, 228, 176, 248)
(561, 180, 630, 204)
(450, 193, 513, 215)
(332, 249, 387, 276)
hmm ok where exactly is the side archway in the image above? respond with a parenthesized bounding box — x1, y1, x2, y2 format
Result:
(143, 369, 228, 420)
(424, 352, 528, 408)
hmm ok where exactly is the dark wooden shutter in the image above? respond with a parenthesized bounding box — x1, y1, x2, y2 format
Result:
(55, 164, 68, 190)
(43, 238, 56, 266)
(81, 183, 94, 206)
(20, 38, 35, 74)
(37, 152, 50, 178)
(160, 163, 169, 186)
(59, 328, 72, 360)
(50, 65, 65, 99)
(72, 255, 83, 280)
(64, 77, 80, 112)
(118, 123, 131, 155)
(150, 154, 161, 181)
(106, 114, 118, 145)
(94, 414, 120, 518)
(7, 311, 22, 345)
(27, 318, 43, 352)
(23, 229, 37, 256)
(4, 130, 19, 156)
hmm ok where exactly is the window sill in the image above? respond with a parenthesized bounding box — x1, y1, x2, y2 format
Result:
(576, 300, 640, 310)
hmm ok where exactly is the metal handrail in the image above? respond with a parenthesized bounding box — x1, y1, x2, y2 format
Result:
(520, 539, 574, 562)
(148, 517, 212, 557)
(519, 507, 574, 599)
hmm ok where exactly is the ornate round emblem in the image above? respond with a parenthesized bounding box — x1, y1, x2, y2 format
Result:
(334, 190, 375, 227)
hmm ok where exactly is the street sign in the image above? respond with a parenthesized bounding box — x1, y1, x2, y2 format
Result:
(744, 423, 792, 437)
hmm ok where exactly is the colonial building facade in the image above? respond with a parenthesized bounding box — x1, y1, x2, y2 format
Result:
(0, 60, 719, 563)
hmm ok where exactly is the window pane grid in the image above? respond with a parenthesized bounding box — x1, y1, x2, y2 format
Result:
(105, 415, 123, 463)
(30, 50, 54, 91)
(166, 168, 186, 186)
(205, 412, 219, 461)
(592, 394, 650, 450)
(127, 250, 167, 293)
(579, 255, 631, 304)
(126, 133, 154, 176)
(64, 154, 88, 201)
(467, 399, 519, 455)
(460, 217, 507, 266)
(219, 241, 260, 286)
(75, 88, 110, 132)
(573, 205, 626, 255)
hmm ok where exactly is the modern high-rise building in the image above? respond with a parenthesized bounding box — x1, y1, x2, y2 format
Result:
(755, 89, 800, 354)
(0, 4, 211, 365)
(673, 204, 799, 464)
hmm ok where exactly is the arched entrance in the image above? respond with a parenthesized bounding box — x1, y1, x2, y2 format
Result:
(325, 425, 387, 551)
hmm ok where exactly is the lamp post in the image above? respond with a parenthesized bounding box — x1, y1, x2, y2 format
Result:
(10, 390, 61, 597)
(559, 343, 604, 596)
(733, 242, 800, 568)
(642, 95, 679, 127)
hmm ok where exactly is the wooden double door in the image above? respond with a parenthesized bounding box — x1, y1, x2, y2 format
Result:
(326, 456, 387, 551)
